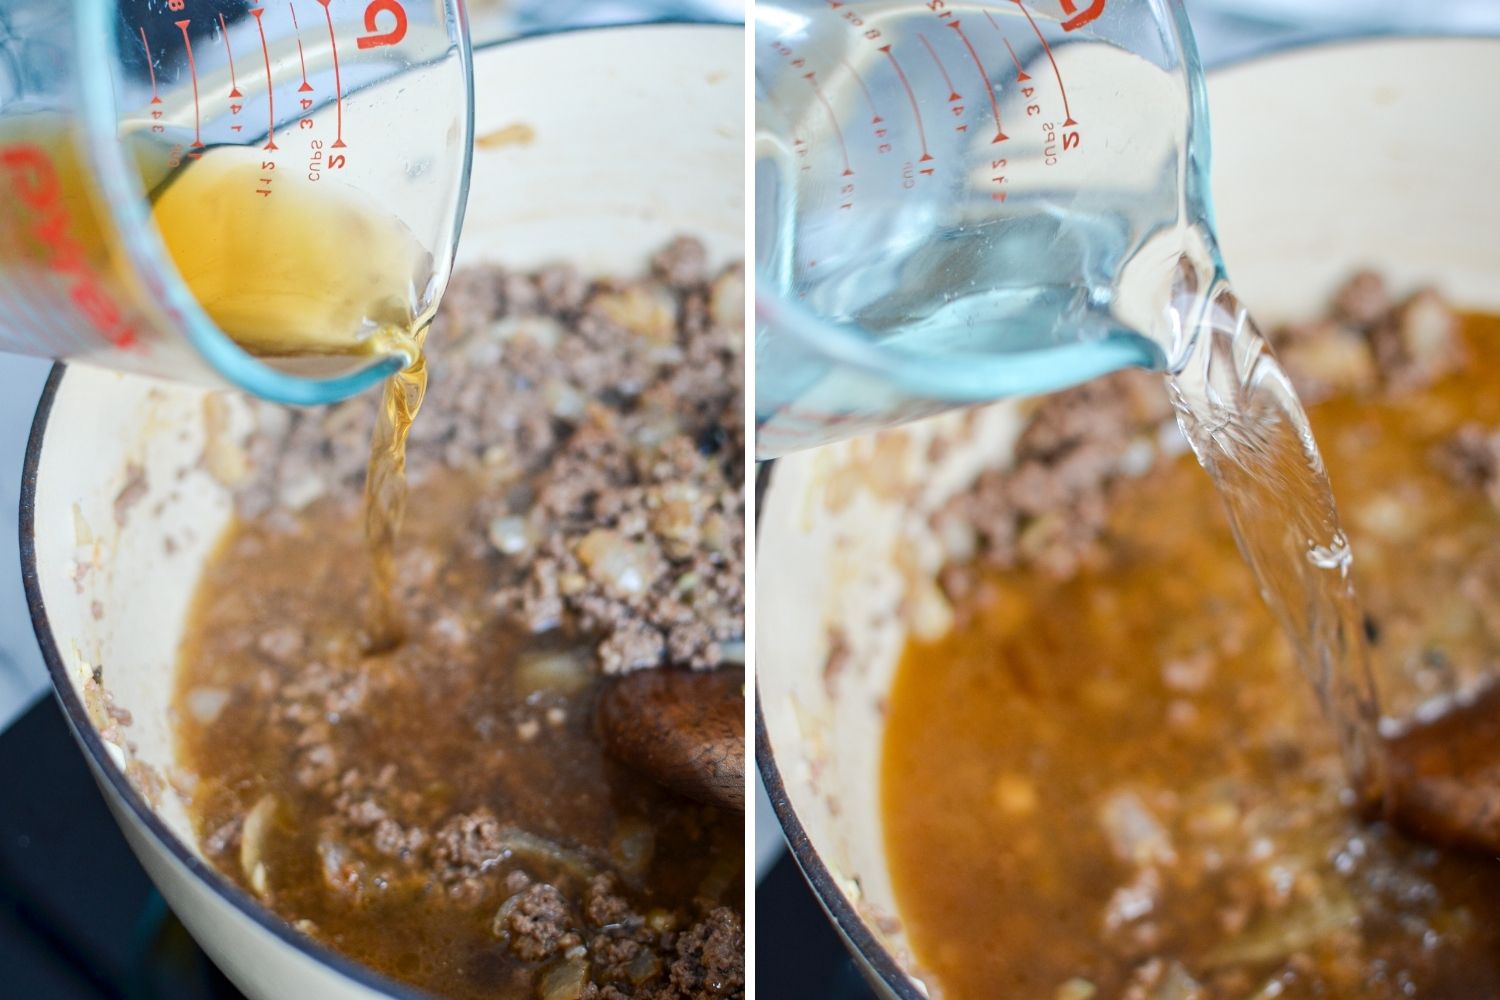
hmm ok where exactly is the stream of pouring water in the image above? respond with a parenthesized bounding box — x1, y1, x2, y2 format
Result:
(1164, 268, 1500, 851)
(1163, 262, 1388, 810)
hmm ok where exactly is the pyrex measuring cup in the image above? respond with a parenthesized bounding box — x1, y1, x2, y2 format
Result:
(755, 0, 1214, 456)
(0, 0, 472, 404)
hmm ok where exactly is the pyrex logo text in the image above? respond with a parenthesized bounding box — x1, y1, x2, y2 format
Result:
(0, 145, 139, 350)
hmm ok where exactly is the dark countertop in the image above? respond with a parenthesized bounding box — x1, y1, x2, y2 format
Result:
(0, 695, 241, 999)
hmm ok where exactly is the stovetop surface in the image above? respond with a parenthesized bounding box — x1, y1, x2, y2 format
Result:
(757, 853, 879, 1000)
(0, 695, 243, 999)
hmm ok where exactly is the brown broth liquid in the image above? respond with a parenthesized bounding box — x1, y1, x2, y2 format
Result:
(173, 471, 742, 998)
(882, 315, 1500, 999)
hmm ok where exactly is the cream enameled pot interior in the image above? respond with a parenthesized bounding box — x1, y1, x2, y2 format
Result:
(26, 24, 743, 1000)
(757, 38, 1500, 998)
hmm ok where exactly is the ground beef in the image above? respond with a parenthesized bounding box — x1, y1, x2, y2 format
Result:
(370, 816, 427, 861)
(1332, 270, 1394, 329)
(579, 905, 746, 1000)
(1273, 272, 1462, 398)
(499, 883, 573, 961)
(652, 236, 709, 290)
(660, 907, 745, 998)
(432, 808, 506, 893)
(231, 239, 744, 674)
(934, 370, 1170, 592)
(586, 874, 635, 928)
(1434, 424, 1500, 508)
(590, 933, 651, 983)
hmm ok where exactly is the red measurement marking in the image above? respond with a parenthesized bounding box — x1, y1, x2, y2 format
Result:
(315, 0, 347, 148)
(250, 8, 278, 151)
(803, 72, 853, 177)
(218, 13, 243, 98)
(1002, 37, 1032, 81)
(946, 20, 1006, 143)
(138, 28, 162, 105)
(1059, 0, 1107, 33)
(841, 59, 883, 124)
(984, 10, 1032, 81)
(1013, 0, 1077, 126)
(916, 33, 962, 103)
(878, 45, 933, 163)
(289, 3, 314, 93)
(174, 20, 205, 149)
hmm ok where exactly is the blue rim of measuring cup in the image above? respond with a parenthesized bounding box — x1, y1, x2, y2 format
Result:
(71, 0, 476, 405)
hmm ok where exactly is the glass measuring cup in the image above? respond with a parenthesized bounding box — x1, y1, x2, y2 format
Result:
(755, 0, 1214, 456)
(0, 0, 473, 404)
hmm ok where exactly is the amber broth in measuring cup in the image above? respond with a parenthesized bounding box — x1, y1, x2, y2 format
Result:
(0, 114, 431, 633)
(0, 1, 468, 395)
(153, 151, 437, 649)
(148, 145, 436, 647)
(152, 147, 435, 648)
(1, 1, 469, 631)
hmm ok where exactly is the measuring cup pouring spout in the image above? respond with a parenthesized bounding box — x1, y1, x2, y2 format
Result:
(0, 0, 474, 404)
(754, 0, 1214, 458)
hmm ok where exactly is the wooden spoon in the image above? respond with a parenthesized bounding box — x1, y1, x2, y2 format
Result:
(1381, 682, 1500, 853)
(597, 666, 744, 812)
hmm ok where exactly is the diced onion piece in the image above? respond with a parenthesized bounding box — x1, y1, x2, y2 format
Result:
(317, 836, 366, 898)
(627, 948, 661, 985)
(1203, 895, 1358, 969)
(593, 286, 677, 343)
(610, 818, 655, 878)
(240, 794, 280, 896)
(488, 516, 533, 556)
(709, 267, 745, 331)
(576, 529, 659, 597)
(491, 890, 524, 939)
(1055, 979, 1098, 1000)
(184, 686, 232, 725)
(515, 648, 593, 697)
(1098, 790, 1175, 866)
(496, 828, 599, 884)
(536, 957, 589, 1000)
(72, 504, 93, 546)
(1152, 963, 1205, 1000)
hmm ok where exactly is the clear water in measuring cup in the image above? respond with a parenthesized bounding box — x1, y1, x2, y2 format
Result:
(755, 0, 1215, 456)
